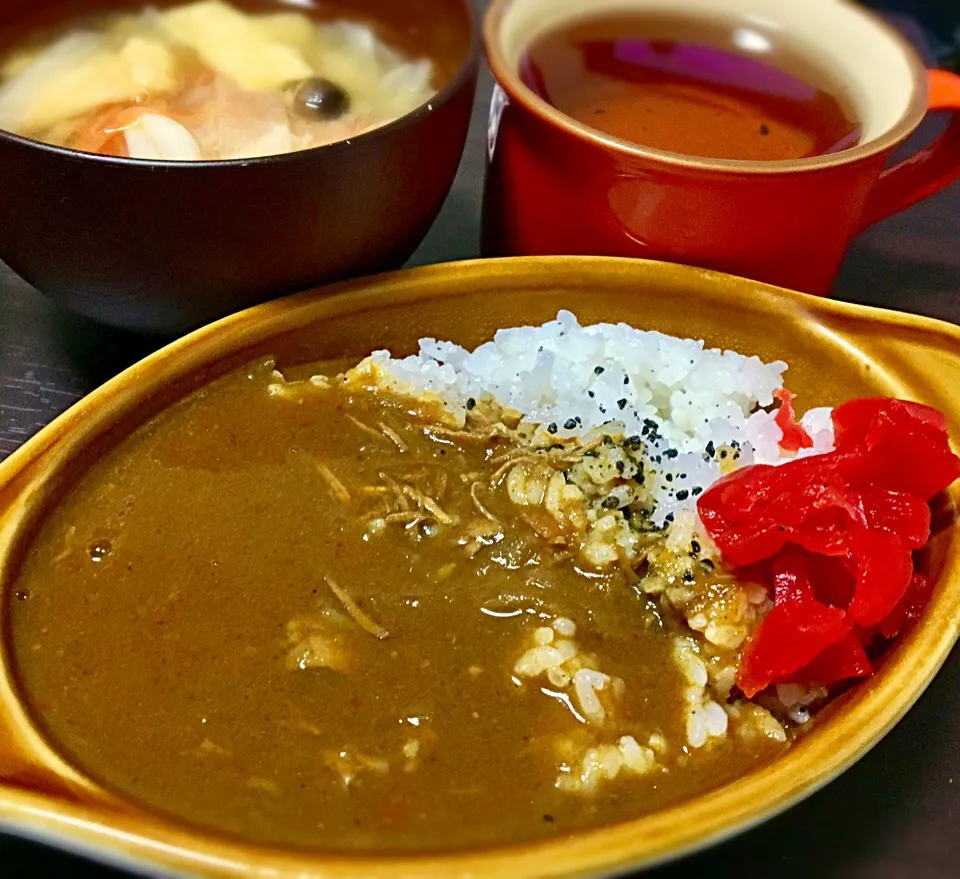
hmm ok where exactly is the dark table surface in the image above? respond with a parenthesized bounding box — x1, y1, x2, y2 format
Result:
(1, 2, 959, 877)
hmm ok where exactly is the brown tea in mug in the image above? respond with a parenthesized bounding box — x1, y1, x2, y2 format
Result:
(520, 14, 861, 161)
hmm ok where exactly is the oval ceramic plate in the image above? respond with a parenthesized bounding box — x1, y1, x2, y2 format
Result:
(1, 256, 959, 878)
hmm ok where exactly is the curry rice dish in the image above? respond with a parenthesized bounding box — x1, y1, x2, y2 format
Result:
(6, 311, 957, 851)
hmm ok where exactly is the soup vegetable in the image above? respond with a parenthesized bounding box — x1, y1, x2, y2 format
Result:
(7, 313, 957, 851)
(0, 0, 436, 160)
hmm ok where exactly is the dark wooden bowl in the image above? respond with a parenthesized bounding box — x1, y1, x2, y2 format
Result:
(0, 0, 478, 333)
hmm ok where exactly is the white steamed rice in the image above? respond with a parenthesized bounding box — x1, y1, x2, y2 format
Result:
(369, 311, 834, 524)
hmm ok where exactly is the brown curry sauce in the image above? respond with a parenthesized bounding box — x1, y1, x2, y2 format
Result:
(6, 361, 787, 851)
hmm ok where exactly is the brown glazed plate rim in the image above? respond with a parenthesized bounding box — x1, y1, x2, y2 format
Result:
(0, 256, 958, 877)
(483, 0, 931, 175)
(0, 0, 480, 169)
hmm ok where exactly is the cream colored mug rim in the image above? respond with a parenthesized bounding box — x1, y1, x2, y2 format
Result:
(483, 0, 931, 175)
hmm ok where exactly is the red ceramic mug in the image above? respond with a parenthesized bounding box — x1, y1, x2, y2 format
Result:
(482, 0, 960, 294)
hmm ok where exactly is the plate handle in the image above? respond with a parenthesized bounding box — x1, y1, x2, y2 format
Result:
(0, 458, 106, 805)
(817, 310, 960, 456)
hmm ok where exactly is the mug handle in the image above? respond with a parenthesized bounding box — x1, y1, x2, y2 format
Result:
(858, 69, 960, 230)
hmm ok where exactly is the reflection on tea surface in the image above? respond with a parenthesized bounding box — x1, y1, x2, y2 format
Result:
(521, 13, 861, 161)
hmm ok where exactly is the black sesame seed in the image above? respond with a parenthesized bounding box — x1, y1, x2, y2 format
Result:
(675, 489, 689, 501)
(617, 399, 627, 410)
(664, 512, 675, 523)
(564, 418, 577, 430)
(690, 539, 701, 554)
(719, 449, 728, 459)
(664, 448, 679, 459)
(643, 419, 658, 430)
(547, 423, 558, 434)
(623, 376, 629, 384)
(705, 440, 716, 457)
(602, 496, 620, 509)
(700, 559, 714, 572)
(588, 390, 595, 398)
(691, 486, 702, 496)
(594, 366, 604, 375)
(665, 473, 673, 482)
(682, 571, 695, 583)
(466, 397, 476, 410)
(615, 461, 625, 473)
